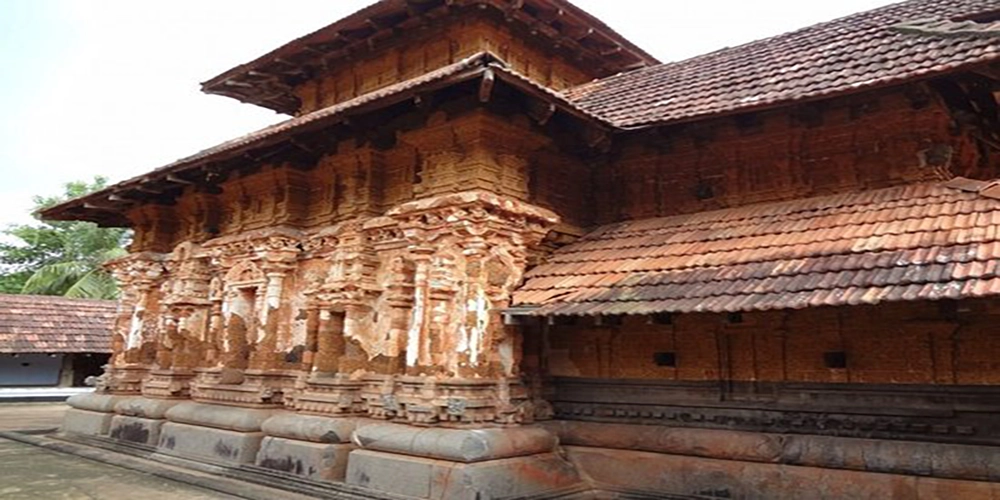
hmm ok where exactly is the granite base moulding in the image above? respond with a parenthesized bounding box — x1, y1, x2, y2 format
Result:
(346, 450, 582, 500)
(108, 397, 185, 446)
(562, 445, 1000, 500)
(346, 423, 581, 499)
(542, 419, 1000, 481)
(157, 421, 265, 465)
(255, 413, 361, 481)
(61, 393, 129, 437)
(351, 422, 558, 462)
(62, 408, 115, 436)
(153, 401, 278, 465)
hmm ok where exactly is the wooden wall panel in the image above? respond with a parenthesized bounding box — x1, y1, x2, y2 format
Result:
(544, 299, 1000, 386)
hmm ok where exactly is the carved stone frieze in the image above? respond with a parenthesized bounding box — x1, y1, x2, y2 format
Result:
(286, 374, 366, 415)
(142, 369, 197, 399)
(100, 188, 556, 424)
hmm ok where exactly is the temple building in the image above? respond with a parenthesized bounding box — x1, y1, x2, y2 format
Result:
(42, 0, 1000, 498)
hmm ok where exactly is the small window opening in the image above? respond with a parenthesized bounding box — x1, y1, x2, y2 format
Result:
(824, 351, 848, 369)
(653, 352, 677, 367)
(597, 315, 623, 326)
(651, 312, 673, 325)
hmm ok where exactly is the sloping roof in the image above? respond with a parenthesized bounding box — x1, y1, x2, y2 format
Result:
(513, 178, 1000, 316)
(0, 294, 116, 353)
(42, 52, 601, 226)
(41, 0, 1000, 228)
(201, 0, 658, 114)
(563, 0, 1000, 128)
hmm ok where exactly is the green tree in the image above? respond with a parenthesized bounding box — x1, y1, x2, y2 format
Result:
(0, 177, 130, 298)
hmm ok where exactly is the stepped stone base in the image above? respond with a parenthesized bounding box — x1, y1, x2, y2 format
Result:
(62, 408, 114, 436)
(254, 413, 359, 480)
(564, 446, 1000, 499)
(158, 421, 264, 465)
(256, 437, 353, 481)
(109, 415, 163, 445)
(346, 450, 582, 500)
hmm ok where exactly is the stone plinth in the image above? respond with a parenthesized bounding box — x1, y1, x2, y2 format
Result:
(62, 409, 115, 436)
(155, 401, 277, 465)
(346, 422, 580, 499)
(108, 397, 184, 446)
(346, 450, 581, 500)
(62, 393, 127, 437)
(255, 413, 359, 481)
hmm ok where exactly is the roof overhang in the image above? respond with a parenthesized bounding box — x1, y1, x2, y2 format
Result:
(40, 52, 611, 227)
(513, 178, 1000, 316)
(200, 0, 659, 114)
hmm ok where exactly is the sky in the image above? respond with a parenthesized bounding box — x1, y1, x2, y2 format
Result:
(0, 0, 900, 233)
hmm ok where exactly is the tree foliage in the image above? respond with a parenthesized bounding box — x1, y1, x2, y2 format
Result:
(0, 177, 130, 298)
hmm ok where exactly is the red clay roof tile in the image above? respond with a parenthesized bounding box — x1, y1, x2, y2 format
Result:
(0, 294, 115, 353)
(514, 178, 1000, 315)
(562, 0, 1000, 128)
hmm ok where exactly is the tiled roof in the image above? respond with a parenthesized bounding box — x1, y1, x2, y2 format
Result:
(563, 0, 1000, 128)
(201, 0, 658, 114)
(513, 179, 1000, 316)
(0, 294, 116, 353)
(42, 52, 601, 225)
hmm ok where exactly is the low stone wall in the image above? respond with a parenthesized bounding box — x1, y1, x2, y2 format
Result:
(60, 394, 583, 499)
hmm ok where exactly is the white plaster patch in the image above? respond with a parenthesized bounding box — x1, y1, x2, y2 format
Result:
(406, 286, 424, 367)
(126, 304, 144, 350)
(466, 289, 489, 366)
(498, 338, 514, 376)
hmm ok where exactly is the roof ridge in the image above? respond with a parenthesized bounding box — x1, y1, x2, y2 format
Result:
(562, 0, 1000, 128)
(564, 0, 925, 98)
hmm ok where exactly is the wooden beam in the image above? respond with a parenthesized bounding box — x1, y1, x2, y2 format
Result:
(166, 174, 195, 185)
(479, 68, 495, 103)
(224, 80, 253, 88)
(526, 101, 557, 126)
(134, 185, 164, 195)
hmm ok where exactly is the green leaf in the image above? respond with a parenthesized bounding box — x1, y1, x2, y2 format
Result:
(64, 269, 120, 299)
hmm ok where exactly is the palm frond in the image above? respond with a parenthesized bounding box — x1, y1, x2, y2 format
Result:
(64, 269, 119, 299)
(21, 261, 89, 296)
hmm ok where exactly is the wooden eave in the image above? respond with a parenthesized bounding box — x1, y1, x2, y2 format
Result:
(40, 52, 610, 227)
(200, 0, 659, 114)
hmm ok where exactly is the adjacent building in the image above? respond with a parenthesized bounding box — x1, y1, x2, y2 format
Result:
(0, 294, 113, 392)
(42, 0, 1000, 498)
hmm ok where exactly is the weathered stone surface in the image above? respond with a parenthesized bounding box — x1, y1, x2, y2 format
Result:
(346, 449, 581, 499)
(157, 421, 263, 465)
(564, 446, 1000, 500)
(543, 420, 783, 463)
(255, 436, 352, 481)
(114, 397, 182, 419)
(164, 401, 275, 432)
(545, 420, 1000, 481)
(62, 408, 113, 436)
(352, 422, 557, 463)
(109, 415, 164, 446)
(260, 413, 358, 443)
(66, 393, 124, 413)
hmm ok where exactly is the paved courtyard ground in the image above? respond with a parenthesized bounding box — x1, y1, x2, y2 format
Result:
(0, 402, 68, 432)
(0, 402, 237, 499)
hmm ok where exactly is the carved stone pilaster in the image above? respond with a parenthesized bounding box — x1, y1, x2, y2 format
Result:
(192, 227, 304, 407)
(102, 253, 168, 395)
